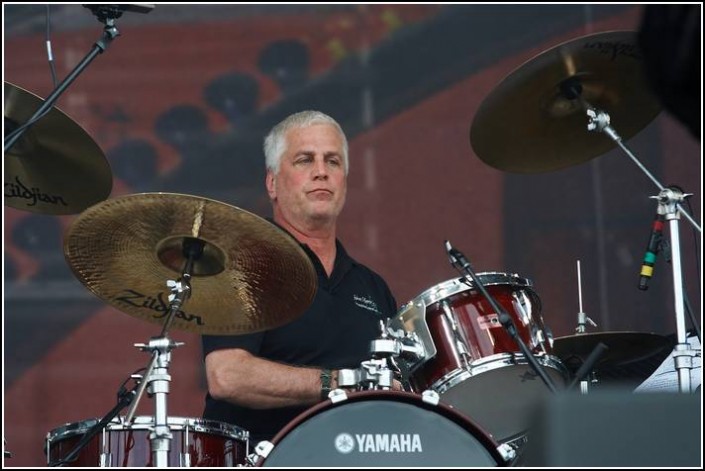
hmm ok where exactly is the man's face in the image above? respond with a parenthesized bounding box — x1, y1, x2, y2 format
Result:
(267, 123, 347, 225)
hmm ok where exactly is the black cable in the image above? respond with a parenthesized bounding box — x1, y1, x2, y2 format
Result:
(683, 294, 701, 344)
(45, 5, 58, 87)
(684, 197, 701, 285)
(661, 239, 701, 344)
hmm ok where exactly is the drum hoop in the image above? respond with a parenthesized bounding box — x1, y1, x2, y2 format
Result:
(264, 390, 504, 464)
(46, 418, 100, 443)
(48, 416, 248, 442)
(430, 353, 569, 394)
(413, 272, 533, 308)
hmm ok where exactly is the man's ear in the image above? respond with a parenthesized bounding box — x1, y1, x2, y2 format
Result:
(266, 171, 276, 200)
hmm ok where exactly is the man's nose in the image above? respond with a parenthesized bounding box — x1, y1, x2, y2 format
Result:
(312, 158, 328, 178)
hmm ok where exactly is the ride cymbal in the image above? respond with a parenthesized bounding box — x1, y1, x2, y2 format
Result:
(4, 82, 112, 214)
(470, 31, 661, 173)
(64, 193, 317, 335)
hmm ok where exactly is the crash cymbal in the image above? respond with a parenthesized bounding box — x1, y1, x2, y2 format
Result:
(553, 331, 673, 384)
(4, 82, 112, 214)
(64, 193, 317, 335)
(470, 31, 661, 173)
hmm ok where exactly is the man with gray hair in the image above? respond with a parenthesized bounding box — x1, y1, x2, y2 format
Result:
(201, 111, 398, 444)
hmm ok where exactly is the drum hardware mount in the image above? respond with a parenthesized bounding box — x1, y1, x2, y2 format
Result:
(4, 6, 122, 155)
(338, 321, 424, 391)
(440, 300, 473, 367)
(574, 260, 598, 393)
(124, 237, 203, 467)
(566, 342, 609, 392)
(574, 260, 597, 335)
(444, 240, 558, 394)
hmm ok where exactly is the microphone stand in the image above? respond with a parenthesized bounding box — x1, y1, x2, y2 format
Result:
(4, 6, 121, 153)
(444, 241, 558, 394)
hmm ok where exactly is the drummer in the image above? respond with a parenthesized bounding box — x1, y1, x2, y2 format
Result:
(201, 110, 400, 444)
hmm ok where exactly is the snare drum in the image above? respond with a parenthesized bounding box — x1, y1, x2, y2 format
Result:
(392, 273, 569, 443)
(255, 390, 507, 466)
(46, 416, 248, 467)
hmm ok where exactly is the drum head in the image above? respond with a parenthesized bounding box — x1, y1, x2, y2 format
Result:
(436, 354, 568, 443)
(261, 391, 503, 466)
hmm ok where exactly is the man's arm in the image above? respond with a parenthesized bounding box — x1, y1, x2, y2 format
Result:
(205, 348, 334, 409)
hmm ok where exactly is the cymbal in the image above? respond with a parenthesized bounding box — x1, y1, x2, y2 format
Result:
(4, 82, 112, 214)
(64, 193, 317, 335)
(470, 31, 662, 173)
(553, 331, 673, 383)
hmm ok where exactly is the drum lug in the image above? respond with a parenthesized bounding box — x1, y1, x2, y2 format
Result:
(421, 389, 440, 406)
(329, 388, 349, 403)
(496, 442, 517, 463)
(441, 300, 472, 367)
(246, 440, 274, 465)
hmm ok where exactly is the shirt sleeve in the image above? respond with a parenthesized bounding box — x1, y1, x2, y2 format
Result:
(201, 330, 265, 359)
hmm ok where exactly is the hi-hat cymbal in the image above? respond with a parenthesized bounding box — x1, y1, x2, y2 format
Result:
(553, 331, 673, 384)
(64, 193, 317, 335)
(4, 82, 112, 214)
(470, 31, 662, 173)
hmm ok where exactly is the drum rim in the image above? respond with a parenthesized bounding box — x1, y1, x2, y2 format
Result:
(260, 390, 505, 465)
(46, 418, 101, 443)
(47, 416, 248, 442)
(410, 272, 533, 308)
(430, 352, 570, 395)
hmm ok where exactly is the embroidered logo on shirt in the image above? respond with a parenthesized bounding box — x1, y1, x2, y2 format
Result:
(353, 294, 382, 315)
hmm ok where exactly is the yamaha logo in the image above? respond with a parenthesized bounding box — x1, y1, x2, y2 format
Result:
(335, 433, 423, 453)
(334, 433, 355, 454)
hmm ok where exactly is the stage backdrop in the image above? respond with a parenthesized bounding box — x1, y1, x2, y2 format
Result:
(4, 4, 701, 466)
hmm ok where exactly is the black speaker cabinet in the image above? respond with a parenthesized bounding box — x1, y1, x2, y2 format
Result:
(519, 391, 701, 467)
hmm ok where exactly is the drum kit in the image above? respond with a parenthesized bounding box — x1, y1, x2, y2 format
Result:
(4, 28, 700, 467)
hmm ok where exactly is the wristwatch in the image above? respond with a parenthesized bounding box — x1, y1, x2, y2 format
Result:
(320, 368, 333, 400)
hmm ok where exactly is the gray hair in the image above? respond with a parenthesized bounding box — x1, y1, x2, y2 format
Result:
(264, 110, 349, 175)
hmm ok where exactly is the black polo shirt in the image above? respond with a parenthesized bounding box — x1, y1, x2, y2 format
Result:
(202, 238, 397, 443)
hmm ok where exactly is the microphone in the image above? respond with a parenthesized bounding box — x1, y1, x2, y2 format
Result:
(444, 240, 470, 270)
(638, 214, 665, 290)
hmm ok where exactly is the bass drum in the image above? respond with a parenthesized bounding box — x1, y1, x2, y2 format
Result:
(256, 391, 507, 467)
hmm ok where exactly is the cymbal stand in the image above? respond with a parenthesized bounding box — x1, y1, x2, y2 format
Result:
(122, 237, 203, 466)
(4, 6, 122, 153)
(583, 104, 700, 393)
(583, 105, 701, 233)
(652, 188, 698, 393)
(574, 260, 597, 393)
